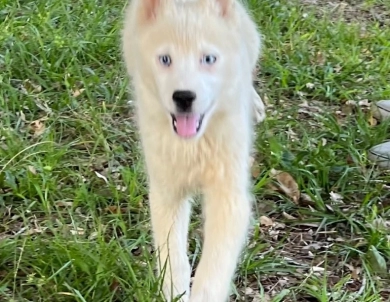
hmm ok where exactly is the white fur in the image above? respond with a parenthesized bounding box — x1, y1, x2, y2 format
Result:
(122, 0, 264, 301)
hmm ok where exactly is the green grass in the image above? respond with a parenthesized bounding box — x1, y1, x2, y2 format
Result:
(1, 0, 390, 301)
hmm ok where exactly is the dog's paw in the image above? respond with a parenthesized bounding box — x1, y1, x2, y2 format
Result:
(252, 89, 266, 124)
(254, 106, 266, 124)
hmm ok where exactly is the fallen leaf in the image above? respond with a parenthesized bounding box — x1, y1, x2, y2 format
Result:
(259, 215, 274, 227)
(110, 278, 120, 292)
(24, 227, 46, 236)
(282, 212, 297, 220)
(274, 222, 286, 229)
(269, 229, 280, 241)
(351, 267, 361, 280)
(329, 191, 343, 204)
(270, 169, 300, 204)
(104, 206, 128, 214)
(70, 227, 85, 235)
(250, 156, 261, 178)
(345, 100, 357, 106)
(23, 79, 42, 93)
(31, 100, 52, 117)
(89, 231, 99, 240)
(116, 185, 127, 192)
(358, 99, 370, 107)
(334, 237, 345, 242)
(72, 88, 85, 97)
(30, 119, 46, 137)
(369, 112, 378, 126)
(285, 127, 298, 141)
(56, 201, 74, 207)
(326, 204, 335, 212)
(95, 171, 108, 184)
(302, 243, 325, 251)
(371, 217, 390, 230)
(262, 94, 270, 106)
(311, 266, 325, 273)
(345, 263, 361, 280)
(19, 111, 26, 122)
(27, 166, 37, 175)
(305, 82, 315, 89)
(251, 166, 261, 178)
(300, 193, 315, 206)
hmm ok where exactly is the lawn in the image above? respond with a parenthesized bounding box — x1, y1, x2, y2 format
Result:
(1, 0, 390, 301)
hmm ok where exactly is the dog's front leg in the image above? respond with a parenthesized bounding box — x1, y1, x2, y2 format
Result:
(189, 182, 252, 302)
(149, 183, 192, 302)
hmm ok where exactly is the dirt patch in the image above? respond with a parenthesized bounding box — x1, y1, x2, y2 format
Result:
(299, 0, 390, 27)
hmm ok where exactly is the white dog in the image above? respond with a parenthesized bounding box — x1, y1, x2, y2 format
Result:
(122, 0, 264, 301)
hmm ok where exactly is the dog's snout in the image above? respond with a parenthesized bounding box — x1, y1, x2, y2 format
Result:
(172, 90, 196, 112)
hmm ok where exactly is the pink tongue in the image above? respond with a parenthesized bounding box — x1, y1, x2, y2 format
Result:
(175, 114, 200, 138)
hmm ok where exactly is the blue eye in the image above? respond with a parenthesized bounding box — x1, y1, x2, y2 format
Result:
(201, 55, 217, 65)
(159, 55, 171, 66)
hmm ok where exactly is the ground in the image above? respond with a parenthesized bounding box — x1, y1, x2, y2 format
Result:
(0, 0, 389, 301)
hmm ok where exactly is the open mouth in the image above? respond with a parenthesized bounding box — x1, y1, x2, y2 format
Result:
(170, 113, 205, 138)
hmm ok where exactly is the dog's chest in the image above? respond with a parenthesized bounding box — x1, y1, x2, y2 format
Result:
(145, 133, 228, 186)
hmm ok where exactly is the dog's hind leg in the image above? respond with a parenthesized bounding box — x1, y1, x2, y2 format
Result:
(189, 179, 252, 302)
(149, 183, 192, 302)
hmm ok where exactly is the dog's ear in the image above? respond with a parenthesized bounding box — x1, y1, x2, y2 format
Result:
(214, 0, 233, 17)
(138, 0, 161, 22)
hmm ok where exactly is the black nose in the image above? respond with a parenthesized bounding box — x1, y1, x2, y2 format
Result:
(172, 90, 196, 112)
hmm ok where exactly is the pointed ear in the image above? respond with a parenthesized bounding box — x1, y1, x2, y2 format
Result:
(214, 0, 233, 17)
(138, 0, 161, 22)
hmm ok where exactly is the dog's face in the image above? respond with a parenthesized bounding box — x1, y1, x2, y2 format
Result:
(134, 0, 240, 139)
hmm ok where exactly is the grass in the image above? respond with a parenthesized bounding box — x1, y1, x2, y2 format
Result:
(0, 0, 390, 301)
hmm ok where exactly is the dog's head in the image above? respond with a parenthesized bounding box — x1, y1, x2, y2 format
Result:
(130, 0, 245, 139)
